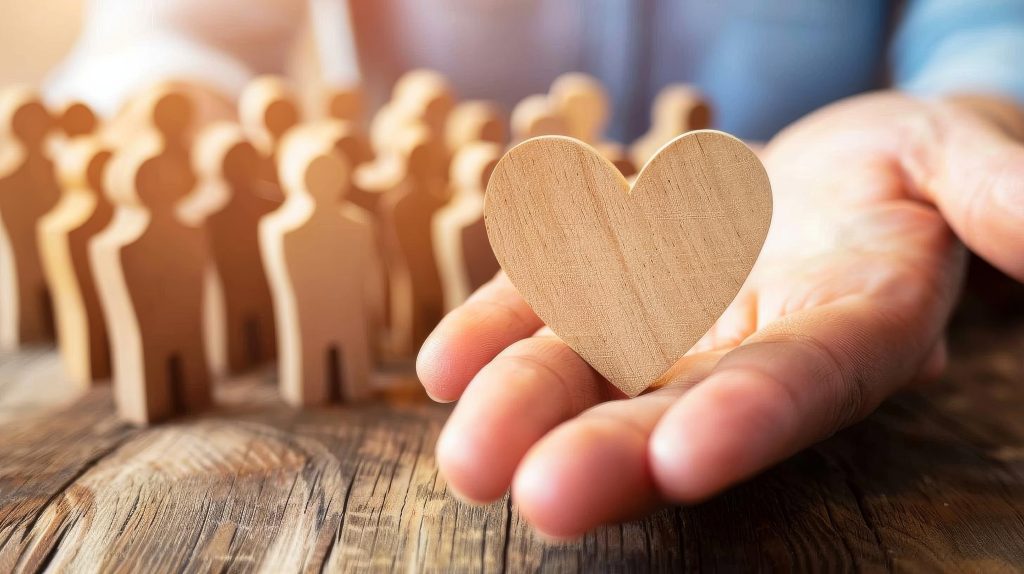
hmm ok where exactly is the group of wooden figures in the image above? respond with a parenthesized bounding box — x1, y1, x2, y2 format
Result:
(0, 70, 710, 425)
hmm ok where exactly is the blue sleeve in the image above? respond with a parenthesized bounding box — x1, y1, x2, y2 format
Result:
(892, 0, 1024, 105)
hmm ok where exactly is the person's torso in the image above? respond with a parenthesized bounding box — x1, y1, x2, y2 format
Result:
(351, 0, 894, 141)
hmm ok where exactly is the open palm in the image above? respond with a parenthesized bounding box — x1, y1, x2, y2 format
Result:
(417, 92, 1024, 538)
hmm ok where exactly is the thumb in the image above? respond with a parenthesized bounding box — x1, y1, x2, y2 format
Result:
(905, 96, 1024, 281)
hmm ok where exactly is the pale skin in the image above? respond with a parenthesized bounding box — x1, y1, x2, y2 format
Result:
(417, 91, 1024, 538)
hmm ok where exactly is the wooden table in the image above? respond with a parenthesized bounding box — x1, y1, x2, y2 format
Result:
(2, 311, 1024, 572)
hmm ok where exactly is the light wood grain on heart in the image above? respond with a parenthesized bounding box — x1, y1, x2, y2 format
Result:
(484, 131, 771, 397)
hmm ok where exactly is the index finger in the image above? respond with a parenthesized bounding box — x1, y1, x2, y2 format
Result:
(417, 273, 544, 401)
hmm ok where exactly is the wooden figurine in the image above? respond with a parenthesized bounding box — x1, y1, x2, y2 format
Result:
(631, 85, 712, 167)
(349, 121, 412, 336)
(326, 121, 374, 170)
(56, 101, 97, 138)
(90, 88, 210, 424)
(283, 119, 382, 212)
(368, 102, 410, 156)
(239, 75, 300, 202)
(38, 137, 113, 385)
(259, 124, 382, 406)
(510, 94, 568, 143)
(445, 100, 507, 153)
(369, 70, 456, 158)
(390, 69, 456, 141)
(548, 73, 636, 176)
(485, 131, 772, 397)
(239, 75, 300, 158)
(432, 142, 501, 309)
(193, 122, 279, 375)
(548, 72, 610, 144)
(101, 81, 235, 150)
(299, 118, 372, 199)
(325, 85, 364, 126)
(0, 87, 60, 348)
(378, 124, 449, 355)
(47, 100, 98, 162)
(303, 119, 386, 347)
(352, 149, 404, 210)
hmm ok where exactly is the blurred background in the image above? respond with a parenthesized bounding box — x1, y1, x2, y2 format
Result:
(0, 0, 327, 125)
(0, 0, 83, 85)
(1, 0, 896, 142)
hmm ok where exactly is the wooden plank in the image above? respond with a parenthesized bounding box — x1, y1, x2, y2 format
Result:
(0, 317, 1023, 571)
(0, 385, 134, 572)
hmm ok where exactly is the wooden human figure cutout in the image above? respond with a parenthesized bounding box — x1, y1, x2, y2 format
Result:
(319, 122, 385, 341)
(548, 73, 610, 144)
(548, 72, 636, 176)
(38, 137, 113, 385)
(305, 120, 378, 213)
(378, 124, 449, 355)
(193, 122, 279, 374)
(390, 69, 456, 141)
(368, 102, 404, 156)
(347, 121, 411, 335)
(324, 85, 364, 126)
(0, 87, 60, 348)
(260, 125, 382, 406)
(239, 75, 300, 201)
(101, 81, 235, 151)
(91, 88, 210, 425)
(240, 76, 300, 158)
(306, 121, 392, 325)
(631, 85, 712, 167)
(47, 100, 98, 162)
(370, 70, 456, 159)
(445, 100, 507, 153)
(433, 142, 501, 309)
(510, 94, 568, 143)
(56, 101, 97, 138)
(364, 108, 423, 213)
(303, 120, 385, 338)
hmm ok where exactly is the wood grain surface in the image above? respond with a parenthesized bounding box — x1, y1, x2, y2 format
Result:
(1, 303, 1023, 571)
(485, 132, 772, 396)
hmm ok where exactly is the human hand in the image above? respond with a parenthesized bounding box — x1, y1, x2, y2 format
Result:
(417, 91, 1024, 537)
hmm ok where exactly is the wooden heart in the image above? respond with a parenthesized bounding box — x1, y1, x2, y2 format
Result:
(484, 130, 772, 397)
